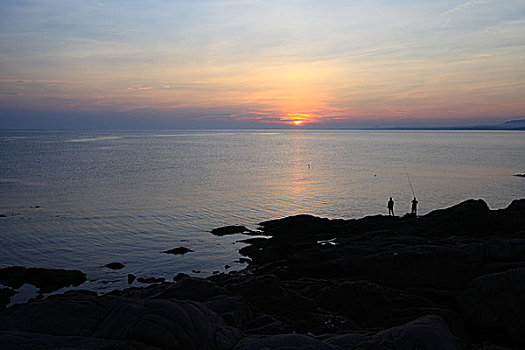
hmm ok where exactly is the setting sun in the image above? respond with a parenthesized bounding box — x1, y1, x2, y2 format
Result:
(293, 120, 303, 126)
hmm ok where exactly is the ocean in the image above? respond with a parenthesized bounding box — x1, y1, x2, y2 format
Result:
(1, 129, 524, 294)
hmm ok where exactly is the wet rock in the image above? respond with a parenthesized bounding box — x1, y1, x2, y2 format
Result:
(0, 288, 16, 309)
(162, 247, 194, 255)
(137, 277, 165, 284)
(173, 273, 189, 281)
(127, 274, 136, 284)
(513, 174, 525, 178)
(234, 258, 251, 264)
(0, 266, 86, 294)
(154, 278, 226, 301)
(105, 262, 125, 270)
(211, 225, 254, 236)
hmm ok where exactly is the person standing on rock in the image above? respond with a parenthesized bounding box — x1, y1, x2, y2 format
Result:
(411, 197, 418, 216)
(387, 197, 395, 216)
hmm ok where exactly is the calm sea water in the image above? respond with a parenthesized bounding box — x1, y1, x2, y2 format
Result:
(1, 130, 524, 293)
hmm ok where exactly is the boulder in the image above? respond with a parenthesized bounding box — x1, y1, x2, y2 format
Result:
(0, 266, 86, 294)
(0, 290, 244, 350)
(0, 330, 157, 350)
(173, 273, 190, 281)
(367, 314, 460, 350)
(233, 334, 339, 350)
(459, 268, 525, 344)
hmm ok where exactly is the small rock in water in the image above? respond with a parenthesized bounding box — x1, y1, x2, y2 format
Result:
(225, 265, 231, 269)
(127, 274, 136, 284)
(162, 247, 194, 255)
(213, 271, 220, 274)
(137, 277, 165, 284)
(192, 269, 201, 274)
(0, 266, 86, 294)
(104, 262, 125, 270)
(513, 173, 525, 178)
(210, 225, 253, 236)
(173, 273, 189, 281)
(234, 258, 252, 264)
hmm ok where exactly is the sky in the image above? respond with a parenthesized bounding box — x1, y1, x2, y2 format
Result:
(1, 0, 524, 129)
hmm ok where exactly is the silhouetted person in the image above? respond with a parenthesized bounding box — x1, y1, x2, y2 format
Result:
(387, 197, 394, 216)
(411, 197, 418, 215)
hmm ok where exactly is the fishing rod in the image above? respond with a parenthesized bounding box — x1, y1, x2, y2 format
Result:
(404, 167, 416, 198)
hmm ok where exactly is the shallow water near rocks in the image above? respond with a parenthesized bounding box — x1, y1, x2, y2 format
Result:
(1, 129, 524, 293)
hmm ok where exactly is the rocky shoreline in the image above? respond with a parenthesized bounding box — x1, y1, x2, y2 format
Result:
(1, 199, 524, 349)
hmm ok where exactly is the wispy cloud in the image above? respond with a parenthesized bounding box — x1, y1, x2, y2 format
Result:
(441, 0, 490, 17)
(127, 85, 153, 91)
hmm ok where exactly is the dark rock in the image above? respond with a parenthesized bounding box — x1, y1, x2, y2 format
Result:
(173, 273, 189, 281)
(506, 198, 525, 211)
(192, 269, 201, 273)
(2, 199, 524, 349)
(233, 334, 339, 350)
(127, 274, 136, 284)
(211, 225, 254, 236)
(0, 330, 154, 350)
(459, 268, 525, 344)
(371, 314, 460, 349)
(0, 288, 16, 309)
(513, 173, 525, 178)
(204, 295, 253, 329)
(0, 290, 243, 349)
(137, 277, 165, 284)
(0, 215, 6, 218)
(154, 278, 226, 301)
(225, 265, 231, 269)
(105, 262, 125, 270)
(213, 271, 220, 274)
(162, 246, 194, 255)
(0, 266, 86, 294)
(425, 199, 490, 220)
(324, 332, 368, 349)
(234, 258, 252, 264)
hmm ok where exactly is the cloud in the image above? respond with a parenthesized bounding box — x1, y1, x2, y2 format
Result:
(441, 0, 490, 17)
(127, 85, 153, 91)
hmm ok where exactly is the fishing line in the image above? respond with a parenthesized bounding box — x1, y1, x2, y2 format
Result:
(404, 167, 416, 198)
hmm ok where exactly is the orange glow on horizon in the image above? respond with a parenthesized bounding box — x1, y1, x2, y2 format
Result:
(293, 120, 304, 126)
